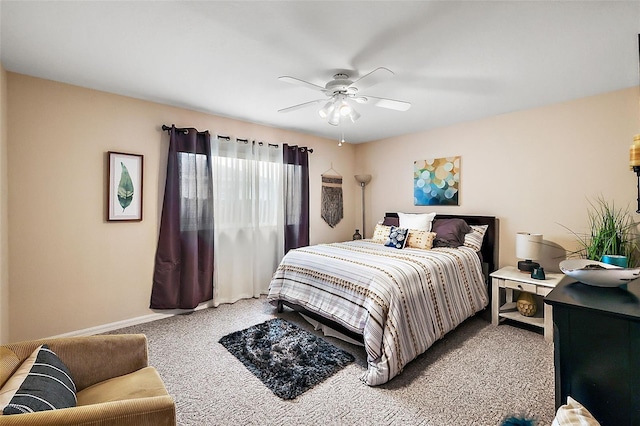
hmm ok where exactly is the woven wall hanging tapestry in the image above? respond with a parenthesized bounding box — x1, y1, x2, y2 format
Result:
(321, 167, 343, 228)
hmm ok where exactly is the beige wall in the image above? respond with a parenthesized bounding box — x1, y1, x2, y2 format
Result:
(5, 71, 639, 342)
(356, 87, 640, 270)
(6, 73, 357, 342)
(0, 62, 8, 343)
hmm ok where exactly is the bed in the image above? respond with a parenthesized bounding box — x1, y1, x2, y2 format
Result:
(267, 213, 499, 386)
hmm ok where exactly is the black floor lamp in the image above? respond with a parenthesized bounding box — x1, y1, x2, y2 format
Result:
(354, 174, 372, 238)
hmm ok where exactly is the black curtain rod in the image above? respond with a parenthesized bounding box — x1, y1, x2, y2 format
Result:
(286, 144, 314, 153)
(234, 138, 279, 149)
(161, 124, 209, 135)
(216, 135, 312, 153)
(162, 125, 312, 153)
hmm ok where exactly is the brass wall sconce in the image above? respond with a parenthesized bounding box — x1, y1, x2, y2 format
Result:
(629, 134, 640, 213)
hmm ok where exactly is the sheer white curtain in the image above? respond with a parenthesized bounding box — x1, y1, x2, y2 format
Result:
(211, 139, 284, 305)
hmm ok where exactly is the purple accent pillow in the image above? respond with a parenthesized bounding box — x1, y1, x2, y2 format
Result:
(382, 217, 399, 227)
(432, 218, 472, 248)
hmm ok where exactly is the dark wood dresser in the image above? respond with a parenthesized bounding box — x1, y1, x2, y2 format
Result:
(544, 279, 640, 425)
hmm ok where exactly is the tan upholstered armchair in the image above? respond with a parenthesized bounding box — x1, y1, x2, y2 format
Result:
(0, 334, 176, 425)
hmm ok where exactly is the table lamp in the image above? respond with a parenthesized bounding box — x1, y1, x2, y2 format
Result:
(516, 232, 542, 272)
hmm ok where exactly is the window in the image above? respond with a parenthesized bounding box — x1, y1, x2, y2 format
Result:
(178, 152, 213, 231)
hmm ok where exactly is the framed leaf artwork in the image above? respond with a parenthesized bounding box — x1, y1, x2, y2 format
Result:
(107, 151, 143, 221)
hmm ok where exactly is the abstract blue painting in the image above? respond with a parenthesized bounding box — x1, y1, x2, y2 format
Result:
(414, 157, 460, 206)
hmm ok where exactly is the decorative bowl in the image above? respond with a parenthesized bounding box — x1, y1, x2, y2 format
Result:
(559, 259, 640, 287)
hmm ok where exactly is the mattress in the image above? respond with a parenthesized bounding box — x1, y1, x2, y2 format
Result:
(267, 239, 488, 385)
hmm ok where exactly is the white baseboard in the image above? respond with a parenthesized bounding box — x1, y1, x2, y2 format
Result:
(49, 300, 215, 338)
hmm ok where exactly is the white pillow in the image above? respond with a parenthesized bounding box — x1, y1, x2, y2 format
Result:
(398, 212, 436, 231)
(552, 396, 601, 426)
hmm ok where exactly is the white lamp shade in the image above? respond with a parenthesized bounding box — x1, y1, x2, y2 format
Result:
(516, 232, 543, 260)
(354, 174, 372, 185)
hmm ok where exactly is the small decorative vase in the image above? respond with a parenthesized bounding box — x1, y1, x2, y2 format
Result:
(352, 229, 362, 240)
(601, 255, 628, 268)
(531, 267, 546, 280)
(517, 292, 537, 317)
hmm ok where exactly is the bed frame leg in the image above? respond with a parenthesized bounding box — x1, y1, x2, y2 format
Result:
(277, 300, 283, 313)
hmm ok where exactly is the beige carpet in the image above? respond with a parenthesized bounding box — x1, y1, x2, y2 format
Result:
(107, 297, 556, 425)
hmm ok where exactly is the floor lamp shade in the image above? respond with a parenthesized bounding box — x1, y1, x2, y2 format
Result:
(354, 174, 372, 185)
(354, 175, 372, 238)
(516, 232, 542, 272)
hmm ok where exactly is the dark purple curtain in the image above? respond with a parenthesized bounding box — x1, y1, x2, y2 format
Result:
(150, 126, 214, 309)
(283, 144, 310, 253)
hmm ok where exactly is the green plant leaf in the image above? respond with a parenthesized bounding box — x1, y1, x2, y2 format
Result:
(561, 196, 640, 267)
(117, 162, 134, 211)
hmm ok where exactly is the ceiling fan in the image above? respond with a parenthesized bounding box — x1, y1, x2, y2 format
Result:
(277, 67, 411, 126)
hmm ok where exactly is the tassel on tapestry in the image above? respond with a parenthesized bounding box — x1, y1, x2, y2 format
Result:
(321, 173, 343, 228)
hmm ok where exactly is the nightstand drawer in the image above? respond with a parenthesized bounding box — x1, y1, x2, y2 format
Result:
(503, 279, 536, 293)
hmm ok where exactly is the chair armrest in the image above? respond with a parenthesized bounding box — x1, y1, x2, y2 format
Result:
(3, 334, 149, 391)
(0, 395, 176, 426)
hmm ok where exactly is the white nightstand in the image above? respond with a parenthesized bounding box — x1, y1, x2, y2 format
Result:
(490, 266, 575, 341)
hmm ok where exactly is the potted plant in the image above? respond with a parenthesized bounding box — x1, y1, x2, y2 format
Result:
(563, 197, 640, 268)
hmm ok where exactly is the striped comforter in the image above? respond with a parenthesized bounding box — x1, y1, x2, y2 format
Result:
(267, 240, 489, 386)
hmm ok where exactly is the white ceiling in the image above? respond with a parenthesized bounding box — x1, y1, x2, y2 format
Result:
(1, 1, 639, 144)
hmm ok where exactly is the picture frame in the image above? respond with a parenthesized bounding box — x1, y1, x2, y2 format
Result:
(414, 156, 460, 206)
(108, 151, 143, 221)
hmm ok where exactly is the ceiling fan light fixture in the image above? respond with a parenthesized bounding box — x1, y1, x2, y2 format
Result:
(321, 98, 360, 125)
(346, 108, 360, 123)
(278, 67, 410, 127)
(339, 101, 352, 116)
(328, 107, 341, 126)
(318, 101, 334, 119)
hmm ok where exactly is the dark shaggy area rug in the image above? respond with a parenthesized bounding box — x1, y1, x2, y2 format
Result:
(218, 318, 355, 400)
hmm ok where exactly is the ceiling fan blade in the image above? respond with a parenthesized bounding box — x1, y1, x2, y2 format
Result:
(278, 76, 328, 93)
(351, 67, 394, 91)
(277, 99, 325, 113)
(358, 95, 411, 111)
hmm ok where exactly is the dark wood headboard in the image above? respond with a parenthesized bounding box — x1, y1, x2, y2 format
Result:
(385, 213, 500, 278)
